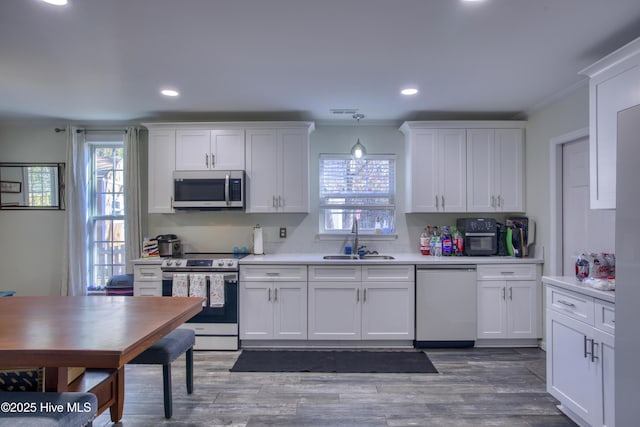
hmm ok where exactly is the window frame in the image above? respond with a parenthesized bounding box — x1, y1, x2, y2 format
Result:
(318, 153, 397, 236)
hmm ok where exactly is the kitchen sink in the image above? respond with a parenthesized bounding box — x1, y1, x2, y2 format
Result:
(322, 254, 395, 260)
(322, 255, 358, 260)
(359, 255, 395, 260)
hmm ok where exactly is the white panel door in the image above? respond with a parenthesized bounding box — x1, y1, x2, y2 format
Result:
(239, 281, 273, 339)
(273, 282, 307, 340)
(210, 129, 245, 170)
(506, 281, 538, 338)
(245, 129, 278, 212)
(438, 129, 467, 212)
(279, 128, 309, 212)
(495, 129, 524, 212)
(466, 129, 495, 212)
(148, 129, 175, 213)
(361, 282, 415, 339)
(406, 130, 438, 212)
(175, 129, 210, 170)
(308, 282, 361, 340)
(477, 281, 507, 338)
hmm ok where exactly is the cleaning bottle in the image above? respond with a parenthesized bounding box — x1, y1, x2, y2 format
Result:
(420, 226, 431, 255)
(453, 227, 464, 256)
(441, 226, 453, 256)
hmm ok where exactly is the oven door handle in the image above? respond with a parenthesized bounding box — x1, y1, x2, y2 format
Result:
(225, 174, 230, 206)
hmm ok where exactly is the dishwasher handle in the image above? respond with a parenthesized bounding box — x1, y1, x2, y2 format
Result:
(417, 265, 476, 271)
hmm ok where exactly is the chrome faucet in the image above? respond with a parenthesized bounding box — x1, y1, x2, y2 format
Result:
(351, 218, 360, 257)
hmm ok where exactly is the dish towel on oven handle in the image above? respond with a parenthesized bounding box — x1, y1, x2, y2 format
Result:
(188, 273, 207, 307)
(172, 273, 189, 297)
(209, 273, 225, 308)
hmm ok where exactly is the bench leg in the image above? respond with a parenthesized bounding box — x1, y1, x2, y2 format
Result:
(186, 347, 194, 394)
(162, 364, 172, 419)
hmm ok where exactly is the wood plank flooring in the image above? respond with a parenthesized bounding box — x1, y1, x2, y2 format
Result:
(93, 347, 577, 426)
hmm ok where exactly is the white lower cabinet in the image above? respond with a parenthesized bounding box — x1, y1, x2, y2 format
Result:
(545, 284, 615, 427)
(239, 265, 307, 340)
(132, 261, 163, 296)
(476, 264, 540, 340)
(308, 265, 415, 341)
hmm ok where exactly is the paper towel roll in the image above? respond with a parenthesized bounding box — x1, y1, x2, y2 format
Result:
(253, 225, 264, 255)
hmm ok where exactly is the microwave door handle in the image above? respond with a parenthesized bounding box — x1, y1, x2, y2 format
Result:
(225, 174, 230, 205)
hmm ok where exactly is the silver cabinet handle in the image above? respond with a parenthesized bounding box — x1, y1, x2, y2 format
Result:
(502, 287, 506, 300)
(356, 288, 360, 302)
(591, 341, 599, 362)
(278, 195, 283, 208)
(363, 288, 367, 302)
(273, 195, 277, 208)
(211, 153, 215, 168)
(557, 300, 576, 309)
(265, 272, 280, 276)
(205, 153, 209, 168)
(509, 287, 513, 300)
(274, 288, 278, 302)
(268, 288, 271, 302)
(584, 336, 592, 359)
(435, 195, 439, 209)
(498, 195, 503, 207)
(441, 195, 445, 210)
(491, 195, 496, 208)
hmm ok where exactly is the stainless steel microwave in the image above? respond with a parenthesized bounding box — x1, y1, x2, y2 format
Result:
(173, 170, 245, 210)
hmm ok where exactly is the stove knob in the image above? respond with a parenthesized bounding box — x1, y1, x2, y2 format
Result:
(175, 260, 183, 266)
(218, 261, 224, 267)
(165, 260, 173, 266)
(227, 260, 234, 267)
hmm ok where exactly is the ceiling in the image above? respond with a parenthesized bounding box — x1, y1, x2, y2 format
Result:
(2, 0, 640, 124)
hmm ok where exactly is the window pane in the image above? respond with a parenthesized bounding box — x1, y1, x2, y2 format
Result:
(322, 209, 395, 233)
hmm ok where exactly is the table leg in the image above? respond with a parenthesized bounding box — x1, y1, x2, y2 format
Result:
(44, 367, 68, 391)
(109, 366, 125, 422)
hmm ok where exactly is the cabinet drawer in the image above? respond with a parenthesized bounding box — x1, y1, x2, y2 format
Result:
(546, 286, 594, 325)
(595, 300, 615, 334)
(477, 264, 537, 281)
(180, 323, 238, 335)
(308, 265, 361, 281)
(133, 264, 162, 282)
(133, 282, 162, 296)
(362, 265, 414, 282)
(240, 265, 307, 281)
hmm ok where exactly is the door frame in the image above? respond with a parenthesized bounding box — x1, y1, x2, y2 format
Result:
(548, 127, 589, 276)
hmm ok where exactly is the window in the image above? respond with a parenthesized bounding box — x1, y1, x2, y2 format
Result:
(319, 154, 396, 235)
(88, 138, 125, 290)
(25, 166, 58, 207)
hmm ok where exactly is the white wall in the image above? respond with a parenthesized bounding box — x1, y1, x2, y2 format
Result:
(0, 123, 66, 296)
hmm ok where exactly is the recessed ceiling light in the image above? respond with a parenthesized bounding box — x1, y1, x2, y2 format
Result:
(401, 88, 419, 96)
(161, 89, 180, 97)
(40, 0, 68, 5)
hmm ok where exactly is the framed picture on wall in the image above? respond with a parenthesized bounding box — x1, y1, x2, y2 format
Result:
(0, 181, 21, 193)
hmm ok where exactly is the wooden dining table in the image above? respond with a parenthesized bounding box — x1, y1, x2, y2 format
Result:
(0, 295, 203, 422)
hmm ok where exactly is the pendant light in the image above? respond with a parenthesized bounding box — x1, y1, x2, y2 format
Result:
(350, 113, 366, 159)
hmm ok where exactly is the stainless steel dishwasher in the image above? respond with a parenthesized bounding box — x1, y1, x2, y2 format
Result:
(415, 264, 477, 348)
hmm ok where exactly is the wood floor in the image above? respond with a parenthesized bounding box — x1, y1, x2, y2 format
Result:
(93, 347, 577, 427)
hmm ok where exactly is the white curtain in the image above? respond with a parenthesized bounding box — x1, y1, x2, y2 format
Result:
(62, 126, 89, 296)
(124, 127, 142, 274)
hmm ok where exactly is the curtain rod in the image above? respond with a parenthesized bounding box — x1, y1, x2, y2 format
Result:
(54, 128, 129, 133)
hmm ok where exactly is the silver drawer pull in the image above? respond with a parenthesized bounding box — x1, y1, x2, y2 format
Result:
(500, 271, 515, 275)
(557, 299, 576, 308)
(265, 272, 280, 276)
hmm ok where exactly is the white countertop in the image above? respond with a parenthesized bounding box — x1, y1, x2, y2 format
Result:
(240, 253, 544, 265)
(542, 276, 615, 303)
(131, 257, 164, 265)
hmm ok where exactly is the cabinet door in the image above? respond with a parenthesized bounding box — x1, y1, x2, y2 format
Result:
(438, 129, 467, 212)
(279, 128, 309, 212)
(547, 310, 600, 425)
(466, 129, 496, 212)
(406, 129, 438, 212)
(211, 129, 245, 170)
(495, 129, 524, 212)
(593, 327, 615, 427)
(175, 129, 211, 170)
(477, 280, 507, 338)
(361, 282, 415, 340)
(308, 282, 361, 340)
(273, 281, 307, 339)
(148, 129, 176, 213)
(506, 280, 539, 338)
(590, 63, 640, 209)
(239, 281, 273, 339)
(245, 129, 279, 212)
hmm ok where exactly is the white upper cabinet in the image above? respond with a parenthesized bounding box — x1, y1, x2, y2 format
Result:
(175, 129, 245, 171)
(401, 124, 466, 213)
(245, 124, 313, 213)
(467, 128, 524, 212)
(145, 127, 176, 213)
(580, 37, 640, 209)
